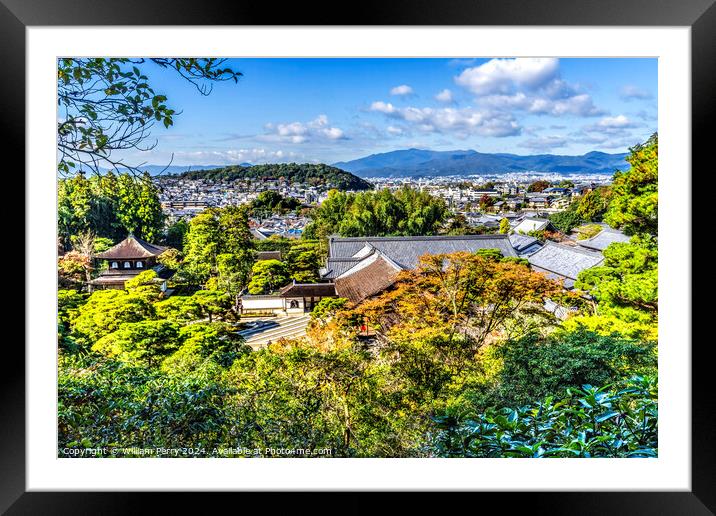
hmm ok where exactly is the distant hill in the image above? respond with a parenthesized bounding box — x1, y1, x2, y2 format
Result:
(173, 163, 373, 191)
(333, 148, 630, 177)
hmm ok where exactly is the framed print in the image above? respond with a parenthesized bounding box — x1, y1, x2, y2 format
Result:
(3, 0, 714, 512)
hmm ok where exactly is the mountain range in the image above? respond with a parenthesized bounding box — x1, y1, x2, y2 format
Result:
(332, 149, 630, 177)
(126, 149, 629, 178)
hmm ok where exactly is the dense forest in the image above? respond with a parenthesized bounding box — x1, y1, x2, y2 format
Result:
(57, 135, 659, 458)
(175, 163, 373, 191)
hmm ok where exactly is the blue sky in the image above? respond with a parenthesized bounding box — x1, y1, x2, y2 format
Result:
(112, 57, 657, 166)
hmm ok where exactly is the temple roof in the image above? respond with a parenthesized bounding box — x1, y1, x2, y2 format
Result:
(323, 234, 516, 279)
(95, 235, 167, 260)
(509, 234, 543, 255)
(278, 282, 337, 298)
(512, 218, 552, 234)
(334, 251, 404, 304)
(527, 242, 604, 287)
(576, 228, 630, 251)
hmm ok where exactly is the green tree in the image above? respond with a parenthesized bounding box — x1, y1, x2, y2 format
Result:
(549, 208, 582, 233)
(251, 191, 301, 217)
(572, 237, 657, 340)
(575, 186, 612, 222)
(164, 218, 189, 250)
(492, 329, 656, 407)
(498, 218, 510, 234)
(157, 248, 183, 270)
(58, 172, 165, 245)
(247, 259, 290, 294)
(311, 297, 349, 321)
(604, 133, 658, 237)
(308, 186, 448, 238)
(284, 241, 323, 282)
(70, 290, 156, 347)
(163, 322, 247, 373)
(181, 206, 253, 286)
(191, 290, 234, 322)
(93, 320, 181, 367)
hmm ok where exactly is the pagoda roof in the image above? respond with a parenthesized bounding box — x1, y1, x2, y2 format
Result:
(95, 235, 167, 260)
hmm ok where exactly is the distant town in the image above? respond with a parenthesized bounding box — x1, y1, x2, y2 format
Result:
(156, 169, 612, 238)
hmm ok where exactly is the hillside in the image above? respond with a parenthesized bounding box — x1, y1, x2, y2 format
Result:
(175, 163, 373, 191)
(334, 148, 630, 177)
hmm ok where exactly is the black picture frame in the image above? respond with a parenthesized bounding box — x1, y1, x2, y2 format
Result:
(3, 0, 712, 513)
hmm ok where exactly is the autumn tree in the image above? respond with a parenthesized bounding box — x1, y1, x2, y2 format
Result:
(357, 252, 561, 359)
(527, 180, 550, 193)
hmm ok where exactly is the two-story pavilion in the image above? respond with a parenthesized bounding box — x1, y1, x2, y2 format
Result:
(88, 234, 169, 291)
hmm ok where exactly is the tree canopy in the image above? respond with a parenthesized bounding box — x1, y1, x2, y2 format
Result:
(177, 163, 373, 191)
(304, 186, 449, 239)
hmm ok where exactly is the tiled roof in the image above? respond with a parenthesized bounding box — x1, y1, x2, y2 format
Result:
(325, 234, 517, 277)
(278, 282, 337, 298)
(509, 234, 541, 253)
(513, 218, 551, 234)
(88, 271, 142, 285)
(528, 242, 604, 285)
(95, 235, 166, 260)
(577, 229, 630, 251)
(334, 252, 403, 304)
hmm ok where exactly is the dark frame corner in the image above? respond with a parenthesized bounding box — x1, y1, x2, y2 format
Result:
(4, 0, 714, 513)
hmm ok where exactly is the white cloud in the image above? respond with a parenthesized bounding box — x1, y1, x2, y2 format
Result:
(435, 89, 454, 103)
(390, 84, 414, 96)
(264, 114, 346, 143)
(479, 92, 603, 117)
(620, 84, 652, 101)
(386, 125, 404, 136)
(572, 114, 647, 149)
(596, 114, 637, 129)
(369, 101, 397, 114)
(453, 57, 604, 118)
(369, 102, 520, 138)
(455, 58, 559, 95)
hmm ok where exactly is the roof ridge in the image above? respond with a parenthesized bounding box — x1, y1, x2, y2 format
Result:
(539, 240, 605, 257)
(330, 234, 510, 242)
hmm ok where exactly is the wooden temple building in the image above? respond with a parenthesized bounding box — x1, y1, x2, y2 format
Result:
(88, 234, 172, 291)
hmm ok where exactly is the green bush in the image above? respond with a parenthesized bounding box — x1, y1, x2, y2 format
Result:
(431, 376, 657, 458)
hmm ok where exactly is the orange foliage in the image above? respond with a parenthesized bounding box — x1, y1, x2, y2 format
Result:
(355, 252, 561, 350)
